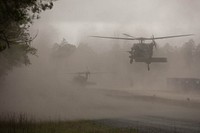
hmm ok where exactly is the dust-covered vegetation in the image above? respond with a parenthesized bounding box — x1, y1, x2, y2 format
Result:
(51, 38, 76, 59)
(0, 114, 138, 133)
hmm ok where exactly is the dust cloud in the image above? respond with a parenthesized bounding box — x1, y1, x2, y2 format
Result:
(1, 0, 200, 125)
(0, 29, 200, 122)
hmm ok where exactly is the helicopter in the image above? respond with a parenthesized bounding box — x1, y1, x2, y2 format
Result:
(91, 34, 193, 71)
(68, 70, 97, 86)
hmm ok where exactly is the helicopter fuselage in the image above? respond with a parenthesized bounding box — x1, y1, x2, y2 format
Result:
(73, 75, 87, 84)
(129, 42, 167, 70)
(72, 73, 96, 86)
(129, 42, 154, 63)
(133, 42, 154, 58)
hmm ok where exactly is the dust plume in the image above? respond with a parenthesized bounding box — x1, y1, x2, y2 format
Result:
(0, 0, 200, 124)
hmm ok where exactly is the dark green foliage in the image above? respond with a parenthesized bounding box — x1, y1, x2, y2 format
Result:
(0, 0, 55, 76)
(0, 0, 54, 49)
(0, 44, 37, 76)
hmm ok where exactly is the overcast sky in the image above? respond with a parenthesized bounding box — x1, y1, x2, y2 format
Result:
(32, 0, 200, 46)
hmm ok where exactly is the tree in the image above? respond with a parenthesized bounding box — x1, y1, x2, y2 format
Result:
(0, 0, 55, 76)
(51, 38, 76, 58)
(181, 39, 195, 68)
(0, 0, 54, 51)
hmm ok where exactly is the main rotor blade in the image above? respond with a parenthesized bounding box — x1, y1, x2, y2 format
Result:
(122, 33, 135, 38)
(66, 72, 86, 74)
(90, 36, 136, 40)
(152, 34, 194, 40)
(90, 72, 115, 74)
(90, 72, 107, 74)
(67, 72, 105, 74)
(90, 34, 193, 41)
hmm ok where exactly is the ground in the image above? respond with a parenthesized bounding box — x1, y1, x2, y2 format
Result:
(1, 84, 200, 133)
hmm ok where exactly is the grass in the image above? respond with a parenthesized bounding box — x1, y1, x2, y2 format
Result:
(0, 113, 138, 133)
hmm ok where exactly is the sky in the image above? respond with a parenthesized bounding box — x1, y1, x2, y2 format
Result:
(31, 0, 200, 46)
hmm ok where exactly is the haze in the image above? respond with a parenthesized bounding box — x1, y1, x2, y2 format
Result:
(1, 0, 200, 126)
(31, 0, 200, 45)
